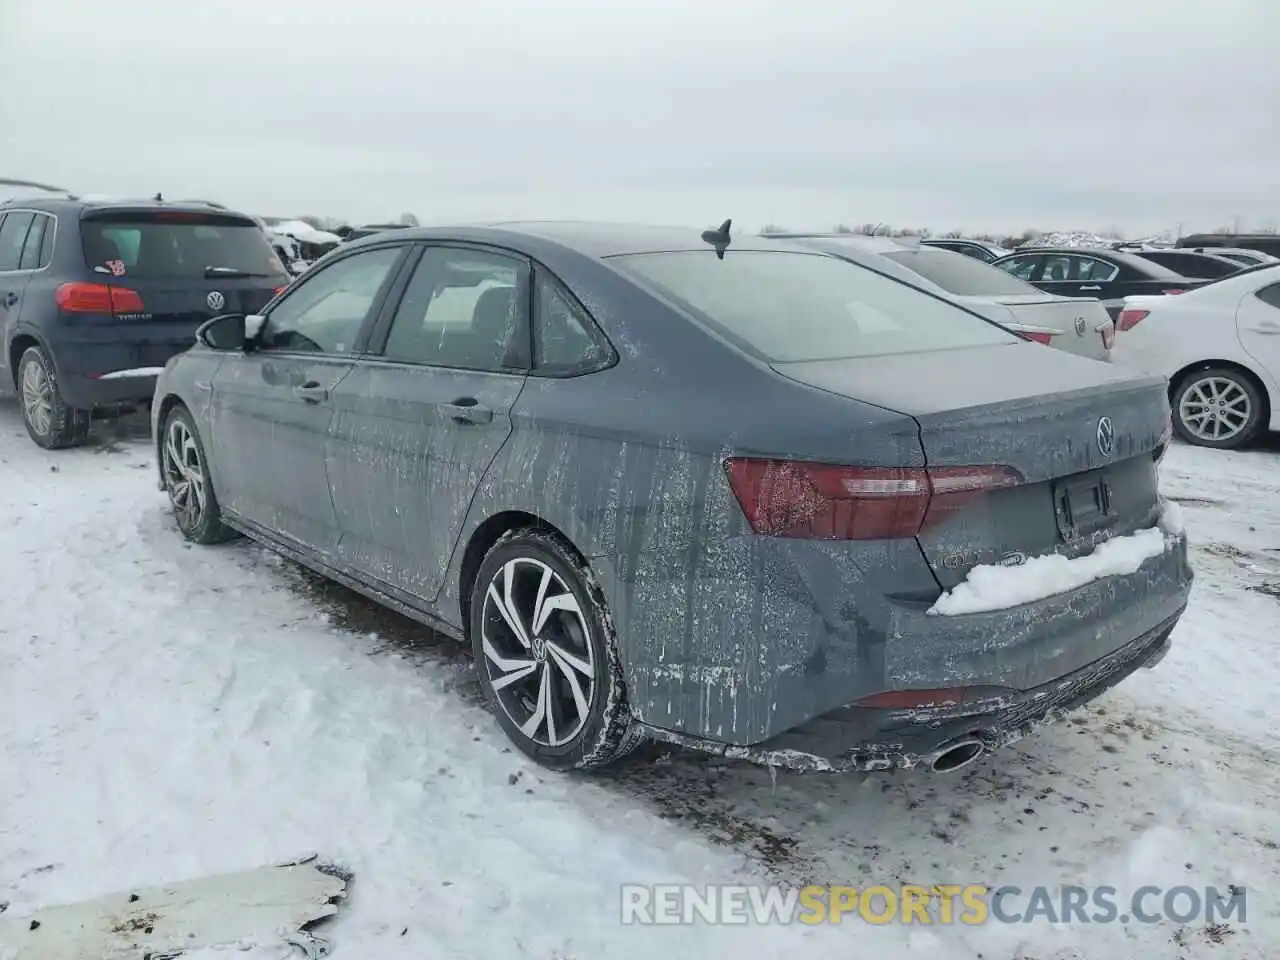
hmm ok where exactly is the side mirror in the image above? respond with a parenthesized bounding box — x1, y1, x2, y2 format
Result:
(196, 313, 247, 351)
(244, 314, 266, 342)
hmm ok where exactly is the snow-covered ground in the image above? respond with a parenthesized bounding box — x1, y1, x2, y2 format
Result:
(1, 397, 1277, 959)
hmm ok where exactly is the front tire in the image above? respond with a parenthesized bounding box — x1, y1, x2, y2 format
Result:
(470, 528, 644, 770)
(160, 404, 237, 544)
(18, 345, 90, 449)
(1171, 366, 1266, 449)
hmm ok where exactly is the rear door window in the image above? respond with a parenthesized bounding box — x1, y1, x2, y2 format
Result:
(1256, 283, 1280, 310)
(611, 250, 1017, 362)
(533, 270, 613, 375)
(0, 212, 35, 271)
(379, 246, 528, 371)
(80, 211, 285, 280)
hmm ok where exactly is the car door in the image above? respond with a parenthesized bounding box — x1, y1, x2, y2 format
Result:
(0, 213, 36, 366)
(326, 243, 530, 602)
(1236, 281, 1280, 384)
(207, 244, 408, 556)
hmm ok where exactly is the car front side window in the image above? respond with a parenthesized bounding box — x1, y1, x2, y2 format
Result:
(259, 246, 402, 354)
(996, 255, 1041, 281)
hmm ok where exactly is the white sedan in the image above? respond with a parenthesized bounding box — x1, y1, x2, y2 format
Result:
(1110, 263, 1280, 448)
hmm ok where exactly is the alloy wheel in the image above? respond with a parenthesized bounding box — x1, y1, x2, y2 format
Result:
(21, 359, 53, 437)
(163, 418, 207, 529)
(1179, 376, 1251, 443)
(480, 557, 596, 748)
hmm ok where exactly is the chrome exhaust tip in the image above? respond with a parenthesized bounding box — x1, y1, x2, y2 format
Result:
(928, 737, 986, 773)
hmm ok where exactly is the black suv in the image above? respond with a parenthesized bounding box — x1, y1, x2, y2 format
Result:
(0, 195, 289, 447)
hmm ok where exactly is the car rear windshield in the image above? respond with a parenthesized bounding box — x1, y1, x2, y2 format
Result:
(81, 211, 284, 280)
(881, 248, 1036, 296)
(611, 250, 1018, 362)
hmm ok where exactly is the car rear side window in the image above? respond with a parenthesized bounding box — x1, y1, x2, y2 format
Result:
(0, 212, 35, 271)
(80, 211, 284, 280)
(18, 215, 50, 270)
(1257, 283, 1280, 310)
(533, 271, 613, 375)
(612, 250, 1017, 362)
(883, 249, 1034, 296)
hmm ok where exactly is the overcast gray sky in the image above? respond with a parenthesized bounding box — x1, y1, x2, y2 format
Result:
(1, 0, 1276, 236)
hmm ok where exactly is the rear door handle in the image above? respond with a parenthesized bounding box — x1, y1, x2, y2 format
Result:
(1079, 285, 1102, 291)
(293, 381, 329, 403)
(442, 398, 493, 424)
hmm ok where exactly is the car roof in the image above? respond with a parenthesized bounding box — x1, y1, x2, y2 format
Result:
(760, 232, 915, 252)
(372, 220, 820, 258)
(0, 194, 253, 218)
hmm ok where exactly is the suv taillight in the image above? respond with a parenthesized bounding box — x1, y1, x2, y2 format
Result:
(723, 459, 1024, 540)
(55, 282, 144, 315)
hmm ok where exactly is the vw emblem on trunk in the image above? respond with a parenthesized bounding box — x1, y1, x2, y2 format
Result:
(1074, 315, 1087, 336)
(207, 291, 225, 311)
(1096, 416, 1115, 456)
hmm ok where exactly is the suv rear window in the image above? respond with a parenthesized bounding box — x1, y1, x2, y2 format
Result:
(81, 211, 284, 280)
(611, 250, 1017, 362)
(882, 248, 1036, 296)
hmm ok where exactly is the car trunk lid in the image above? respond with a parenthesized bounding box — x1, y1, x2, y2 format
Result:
(772, 343, 1171, 589)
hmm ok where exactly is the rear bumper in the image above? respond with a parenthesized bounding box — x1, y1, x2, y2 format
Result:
(614, 515, 1192, 748)
(46, 332, 191, 408)
(645, 610, 1180, 771)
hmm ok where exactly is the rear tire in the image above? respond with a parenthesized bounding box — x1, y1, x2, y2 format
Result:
(470, 528, 644, 771)
(1171, 366, 1266, 449)
(18, 346, 90, 449)
(160, 404, 238, 544)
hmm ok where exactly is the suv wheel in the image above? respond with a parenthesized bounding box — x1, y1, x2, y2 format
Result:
(18, 345, 90, 449)
(470, 529, 645, 770)
(161, 404, 237, 544)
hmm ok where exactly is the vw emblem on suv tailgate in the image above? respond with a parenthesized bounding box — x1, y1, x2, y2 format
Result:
(1074, 315, 1087, 336)
(207, 291, 225, 311)
(1096, 416, 1115, 456)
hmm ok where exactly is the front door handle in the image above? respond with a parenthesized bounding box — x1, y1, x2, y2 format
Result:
(293, 381, 329, 403)
(443, 398, 493, 424)
(1079, 285, 1102, 291)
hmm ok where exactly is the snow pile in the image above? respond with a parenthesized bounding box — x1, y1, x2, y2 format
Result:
(1031, 231, 1117, 249)
(928, 502, 1184, 616)
(267, 219, 342, 245)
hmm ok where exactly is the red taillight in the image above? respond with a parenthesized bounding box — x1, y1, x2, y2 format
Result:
(1101, 326, 1116, 349)
(1021, 331, 1054, 345)
(1117, 308, 1149, 332)
(722, 459, 1024, 540)
(854, 686, 1011, 710)
(55, 282, 145, 315)
(1162, 288, 1187, 296)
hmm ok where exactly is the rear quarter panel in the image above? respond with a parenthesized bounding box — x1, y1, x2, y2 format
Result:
(440, 252, 935, 743)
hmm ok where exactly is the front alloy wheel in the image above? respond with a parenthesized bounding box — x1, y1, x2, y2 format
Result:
(160, 405, 237, 544)
(163, 416, 207, 532)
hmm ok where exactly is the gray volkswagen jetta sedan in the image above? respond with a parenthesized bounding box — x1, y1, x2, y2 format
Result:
(151, 221, 1192, 773)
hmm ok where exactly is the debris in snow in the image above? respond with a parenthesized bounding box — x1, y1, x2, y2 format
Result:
(0, 856, 348, 959)
(928, 503, 1185, 616)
